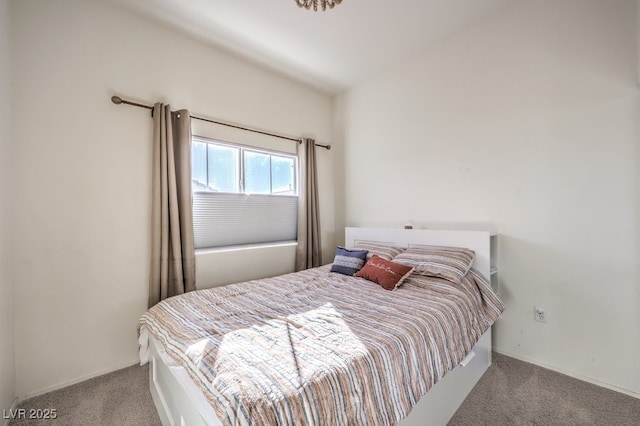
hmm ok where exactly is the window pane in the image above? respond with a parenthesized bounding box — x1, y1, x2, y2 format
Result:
(244, 151, 271, 194)
(271, 156, 295, 195)
(191, 141, 208, 191)
(207, 144, 239, 192)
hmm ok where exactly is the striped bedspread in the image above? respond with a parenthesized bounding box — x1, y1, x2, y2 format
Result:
(138, 265, 503, 425)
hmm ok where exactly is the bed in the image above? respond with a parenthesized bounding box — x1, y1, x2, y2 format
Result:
(138, 227, 503, 425)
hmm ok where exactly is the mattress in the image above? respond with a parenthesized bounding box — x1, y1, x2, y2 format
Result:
(138, 264, 503, 425)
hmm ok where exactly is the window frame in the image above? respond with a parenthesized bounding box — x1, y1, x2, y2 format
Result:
(191, 135, 299, 250)
(191, 135, 298, 197)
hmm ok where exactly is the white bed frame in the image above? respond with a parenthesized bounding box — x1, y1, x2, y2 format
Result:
(145, 227, 494, 426)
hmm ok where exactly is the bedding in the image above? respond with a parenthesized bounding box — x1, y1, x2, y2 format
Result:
(354, 255, 414, 290)
(138, 264, 503, 426)
(350, 242, 405, 261)
(330, 246, 369, 276)
(393, 246, 475, 284)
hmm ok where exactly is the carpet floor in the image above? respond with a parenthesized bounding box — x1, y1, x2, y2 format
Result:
(449, 353, 639, 425)
(9, 364, 160, 426)
(10, 353, 640, 425)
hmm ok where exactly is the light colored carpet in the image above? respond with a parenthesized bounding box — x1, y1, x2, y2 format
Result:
(10, 364, 161, 426)
(449, 353, 640, 426)
(10, 353, 640, 425)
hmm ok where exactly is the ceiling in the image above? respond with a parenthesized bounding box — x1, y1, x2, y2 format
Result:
(107, 0, 518, 94)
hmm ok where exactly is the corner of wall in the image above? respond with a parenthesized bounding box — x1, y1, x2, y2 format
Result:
(637, 0, 640, 85)
(0, 0, 15, 417)
(2, 398, 18, 426)
(330, 93, 347, 244)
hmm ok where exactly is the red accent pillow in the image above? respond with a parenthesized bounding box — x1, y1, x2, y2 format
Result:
(355, 255, 414, 291)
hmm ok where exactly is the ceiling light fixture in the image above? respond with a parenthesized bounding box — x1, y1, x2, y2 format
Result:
(295, 0, 342, 12)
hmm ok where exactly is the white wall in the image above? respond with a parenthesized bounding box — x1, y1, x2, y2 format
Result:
(196, 244, 297, 290)
(0, 0, 15, 416)
(11, 0, 333, 398)
(336, 0, 640, 396)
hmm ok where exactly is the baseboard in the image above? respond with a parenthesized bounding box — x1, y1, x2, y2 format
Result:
(18, 359, 140, 402)
(494, 349, 640, 400)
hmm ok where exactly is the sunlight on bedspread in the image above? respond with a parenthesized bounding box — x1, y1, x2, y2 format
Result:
(190, 303, 368, 390)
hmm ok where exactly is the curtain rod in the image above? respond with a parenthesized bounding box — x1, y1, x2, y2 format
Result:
(110, 96, 331, 150)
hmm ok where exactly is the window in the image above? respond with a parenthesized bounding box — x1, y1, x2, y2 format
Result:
(191, 137, 298, 249)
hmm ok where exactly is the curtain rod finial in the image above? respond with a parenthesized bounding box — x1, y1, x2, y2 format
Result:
(326, 145, 331, 150)
(111, 96, 123, 105)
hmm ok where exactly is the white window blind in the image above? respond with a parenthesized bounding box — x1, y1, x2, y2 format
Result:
(193, 192, 298, 249)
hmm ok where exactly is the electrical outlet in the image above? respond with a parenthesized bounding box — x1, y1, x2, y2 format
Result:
(534, 306, 546, 322)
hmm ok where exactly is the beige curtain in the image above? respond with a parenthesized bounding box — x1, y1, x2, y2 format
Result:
(295, 138, 322, 271)
(148, 103, 196, 307)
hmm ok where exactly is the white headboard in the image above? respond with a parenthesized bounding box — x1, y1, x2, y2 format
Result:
(345, 227, 492, 280)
